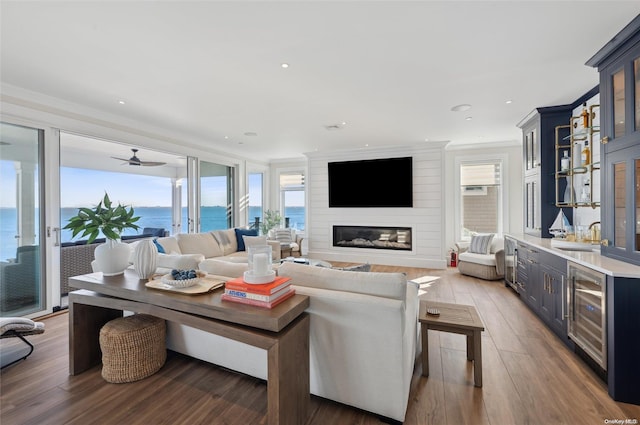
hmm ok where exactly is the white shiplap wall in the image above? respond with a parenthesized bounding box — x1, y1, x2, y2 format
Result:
(305, 143, 448, 268)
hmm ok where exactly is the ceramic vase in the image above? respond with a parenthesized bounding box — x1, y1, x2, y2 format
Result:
(133, 239, 158, 280)
(94, 239, 132, 276)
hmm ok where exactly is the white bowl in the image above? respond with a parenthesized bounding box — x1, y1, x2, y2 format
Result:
(161, 274, 199, 288)
(243, 270, 276, 284)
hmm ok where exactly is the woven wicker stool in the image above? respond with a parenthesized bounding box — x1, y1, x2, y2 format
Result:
(99, 314, 166, 383)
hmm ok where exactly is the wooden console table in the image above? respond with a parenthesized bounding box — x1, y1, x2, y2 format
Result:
(68, 270, 310, 425)
(419, 300, 485, 387)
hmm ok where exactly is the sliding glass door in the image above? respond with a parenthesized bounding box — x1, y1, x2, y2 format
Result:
(199, 160, 234, 231)
(0, 122, 46, 316)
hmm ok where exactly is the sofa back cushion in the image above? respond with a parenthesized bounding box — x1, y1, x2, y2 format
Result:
(277, 262, 406, 300)
(211, 229, 238, 256)
(156, 236, 180, 255)
(176, 233, 223, 258)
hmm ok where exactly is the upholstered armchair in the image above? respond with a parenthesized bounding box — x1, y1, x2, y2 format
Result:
(456, 235, 505, 281)
(268, 228, 304, 257)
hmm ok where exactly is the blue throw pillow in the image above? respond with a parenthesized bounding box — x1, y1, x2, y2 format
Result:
(153, 238, 165, 254)
(235, 228, 258, 251)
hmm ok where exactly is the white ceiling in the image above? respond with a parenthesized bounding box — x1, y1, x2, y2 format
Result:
(1, 1, 639, 161)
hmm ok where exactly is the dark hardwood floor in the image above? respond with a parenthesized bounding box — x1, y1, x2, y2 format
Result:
(2, 265, 640, 424)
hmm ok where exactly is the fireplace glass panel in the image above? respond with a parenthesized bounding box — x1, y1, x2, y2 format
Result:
(333, 226, 412, 251)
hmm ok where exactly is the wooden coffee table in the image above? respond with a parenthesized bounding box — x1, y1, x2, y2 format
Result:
(419, 300, 485, 387)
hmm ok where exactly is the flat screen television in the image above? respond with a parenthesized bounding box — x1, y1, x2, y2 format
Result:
(328, 156, 413, 207)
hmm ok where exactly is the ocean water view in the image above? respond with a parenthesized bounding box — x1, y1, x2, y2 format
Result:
(0, 206, 304, 261)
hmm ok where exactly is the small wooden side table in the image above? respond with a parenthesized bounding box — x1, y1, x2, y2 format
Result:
(419, 301, 485, 387)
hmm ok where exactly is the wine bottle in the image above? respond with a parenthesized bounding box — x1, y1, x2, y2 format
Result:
(581, 140, 591, 166)
(581, 102, 589, 128)
(561, 151, 571, 171)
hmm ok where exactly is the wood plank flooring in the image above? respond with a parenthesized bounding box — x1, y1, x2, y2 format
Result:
(2, 265, 640, 424)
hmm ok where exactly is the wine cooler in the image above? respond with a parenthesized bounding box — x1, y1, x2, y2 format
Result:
(568, 262, 607, 370)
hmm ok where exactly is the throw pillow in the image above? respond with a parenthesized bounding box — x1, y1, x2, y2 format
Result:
(468, 233, 495, 254)
(274, 229, 293, 244)
(235, 228, 258, 251)
(243, 235, 268, 250)
(152, 238, 165, 254)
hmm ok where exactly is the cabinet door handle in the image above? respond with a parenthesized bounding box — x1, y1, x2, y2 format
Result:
(601, 136, 609, 144)
(561, 275, 567, 319)
(601, 239, 609, 247)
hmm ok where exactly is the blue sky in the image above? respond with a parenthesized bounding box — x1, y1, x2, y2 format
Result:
(1, 163, 270, 208)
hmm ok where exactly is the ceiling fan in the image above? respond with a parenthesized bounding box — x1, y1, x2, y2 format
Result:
(111, 148, 166, 166)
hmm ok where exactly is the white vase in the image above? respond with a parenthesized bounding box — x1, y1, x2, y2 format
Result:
(94, 239, 132, 276)
(133, 239, 158, 280)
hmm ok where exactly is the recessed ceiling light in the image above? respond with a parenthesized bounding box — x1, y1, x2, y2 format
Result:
(424, 138, 430, 142)
(118, 100, 126, 105)
(224, 136, 229, 139)
(505, 100, 513, 104)
(465, 116, 473, 121)
(341, 121, 347, 126)
(451, 104, 471, 112)
(244, 132, 257, 137)
(281, 63, 289, 68)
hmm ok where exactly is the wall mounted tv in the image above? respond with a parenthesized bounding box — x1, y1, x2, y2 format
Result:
(328, 156, 413, 208)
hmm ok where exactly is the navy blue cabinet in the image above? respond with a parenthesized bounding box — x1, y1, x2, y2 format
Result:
(539, 251, 568, 340)
(518, 107, 573, 237)
(585, 15, 640, 404)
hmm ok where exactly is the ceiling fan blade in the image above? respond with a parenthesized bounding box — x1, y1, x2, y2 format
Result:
(111, 156, 132, 162)
(139, 161, 167, 166)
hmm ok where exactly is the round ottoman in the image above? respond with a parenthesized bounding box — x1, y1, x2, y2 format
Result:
(99, 314, 166, 383)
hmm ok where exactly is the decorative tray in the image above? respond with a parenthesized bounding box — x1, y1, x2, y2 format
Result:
(145, 275, 226, 294)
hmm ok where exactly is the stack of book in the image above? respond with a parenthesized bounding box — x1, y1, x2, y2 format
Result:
(221, 276, 294, 308)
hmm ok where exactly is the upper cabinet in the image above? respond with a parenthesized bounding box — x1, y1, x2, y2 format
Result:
(518, 106, 573, 237)
(587, 15, 640, 265)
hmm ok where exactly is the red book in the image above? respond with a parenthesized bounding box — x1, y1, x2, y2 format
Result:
(221, 288, 295, 309)
(224, 276, 291, 295)
(224, 286, 291, 302)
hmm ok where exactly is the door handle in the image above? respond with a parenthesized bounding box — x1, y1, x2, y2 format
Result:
(53, 227, 61, 246)
(562, 275, 567, 319)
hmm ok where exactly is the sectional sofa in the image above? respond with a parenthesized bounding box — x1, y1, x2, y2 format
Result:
(147, 228, 281, 271)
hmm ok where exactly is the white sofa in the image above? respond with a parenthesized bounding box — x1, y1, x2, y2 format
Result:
(164, 260, 420, 422)
(148, 228, 281, 271)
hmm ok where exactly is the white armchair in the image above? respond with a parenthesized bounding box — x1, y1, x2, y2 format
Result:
(268, 228, 304, 257)
(456, 235, 505, 280)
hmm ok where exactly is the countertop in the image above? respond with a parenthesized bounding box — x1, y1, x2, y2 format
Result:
(506, 233, 640, 279)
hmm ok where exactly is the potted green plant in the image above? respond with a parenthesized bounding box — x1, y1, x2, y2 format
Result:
(260, 209, 283, 236)
(64, 193, 140, 276)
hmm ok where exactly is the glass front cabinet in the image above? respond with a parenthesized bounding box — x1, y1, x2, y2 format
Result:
(587, 16, 640, 265)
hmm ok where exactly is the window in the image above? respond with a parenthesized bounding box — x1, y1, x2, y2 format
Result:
(280, 172, 305, 230)
(459, 161, 503, 240)
(248, 172, 263, 230)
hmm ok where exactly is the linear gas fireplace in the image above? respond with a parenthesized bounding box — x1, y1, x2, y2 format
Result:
(333, 225, 412, 251)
